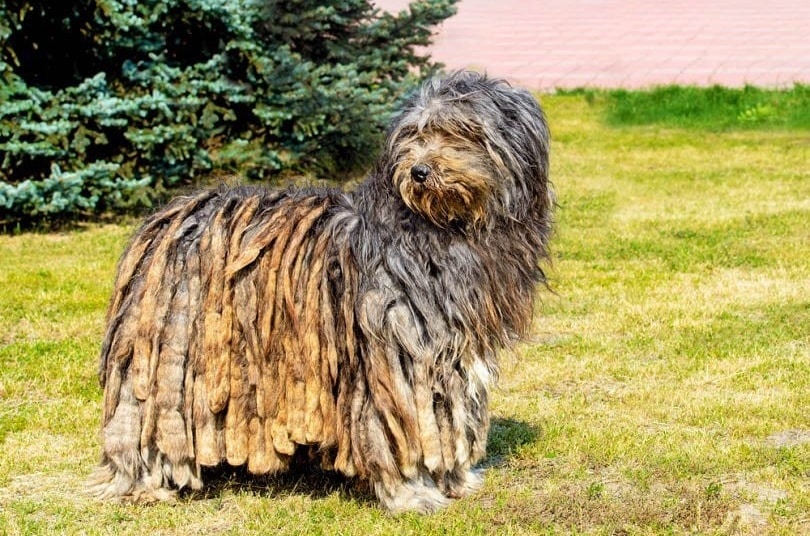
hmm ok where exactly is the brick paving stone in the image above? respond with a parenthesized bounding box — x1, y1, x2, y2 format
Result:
(373, 0, 810, 90)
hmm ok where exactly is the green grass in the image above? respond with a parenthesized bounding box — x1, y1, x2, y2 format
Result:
(569, 84, 810, 130)
(1, 88, 809, 535)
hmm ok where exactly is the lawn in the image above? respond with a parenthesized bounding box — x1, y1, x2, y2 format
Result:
(1, 88, 808, 535)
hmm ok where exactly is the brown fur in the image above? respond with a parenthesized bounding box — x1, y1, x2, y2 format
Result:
(90, 72, 552, 513)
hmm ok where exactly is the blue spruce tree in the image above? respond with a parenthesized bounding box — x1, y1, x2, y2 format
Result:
(0, 0, 457, 226)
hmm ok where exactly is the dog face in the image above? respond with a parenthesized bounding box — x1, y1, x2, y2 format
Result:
(389, 126, 495, 227)
(384, 71, 551, 230)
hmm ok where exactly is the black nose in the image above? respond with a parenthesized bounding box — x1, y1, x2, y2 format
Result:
(410, 164, 431, 183)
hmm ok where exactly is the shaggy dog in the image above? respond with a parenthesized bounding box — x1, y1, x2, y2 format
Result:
(90, 71, 552, 513)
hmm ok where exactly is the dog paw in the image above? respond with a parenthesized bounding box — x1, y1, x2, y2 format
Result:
(445, 467, 484, 499)
(375, 478, 453, 514)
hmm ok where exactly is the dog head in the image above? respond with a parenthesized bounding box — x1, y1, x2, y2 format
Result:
(383, 71, 551, 230)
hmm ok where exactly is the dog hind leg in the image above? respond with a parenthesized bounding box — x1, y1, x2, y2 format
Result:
(89, 370, 198, 503)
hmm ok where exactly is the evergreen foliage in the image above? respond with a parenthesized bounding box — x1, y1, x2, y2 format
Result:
(0, 0, 457, 225)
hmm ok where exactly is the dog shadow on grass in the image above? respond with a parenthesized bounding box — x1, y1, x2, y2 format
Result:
(481, 417, 539, 468)
(193, 462, 367, 505)
(186, 417, 538, 507)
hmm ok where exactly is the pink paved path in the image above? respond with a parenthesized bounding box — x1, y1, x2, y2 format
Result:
(374, 0, 810, 91)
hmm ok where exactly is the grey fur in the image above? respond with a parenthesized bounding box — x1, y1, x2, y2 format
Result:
(90, 71, 552, 514)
